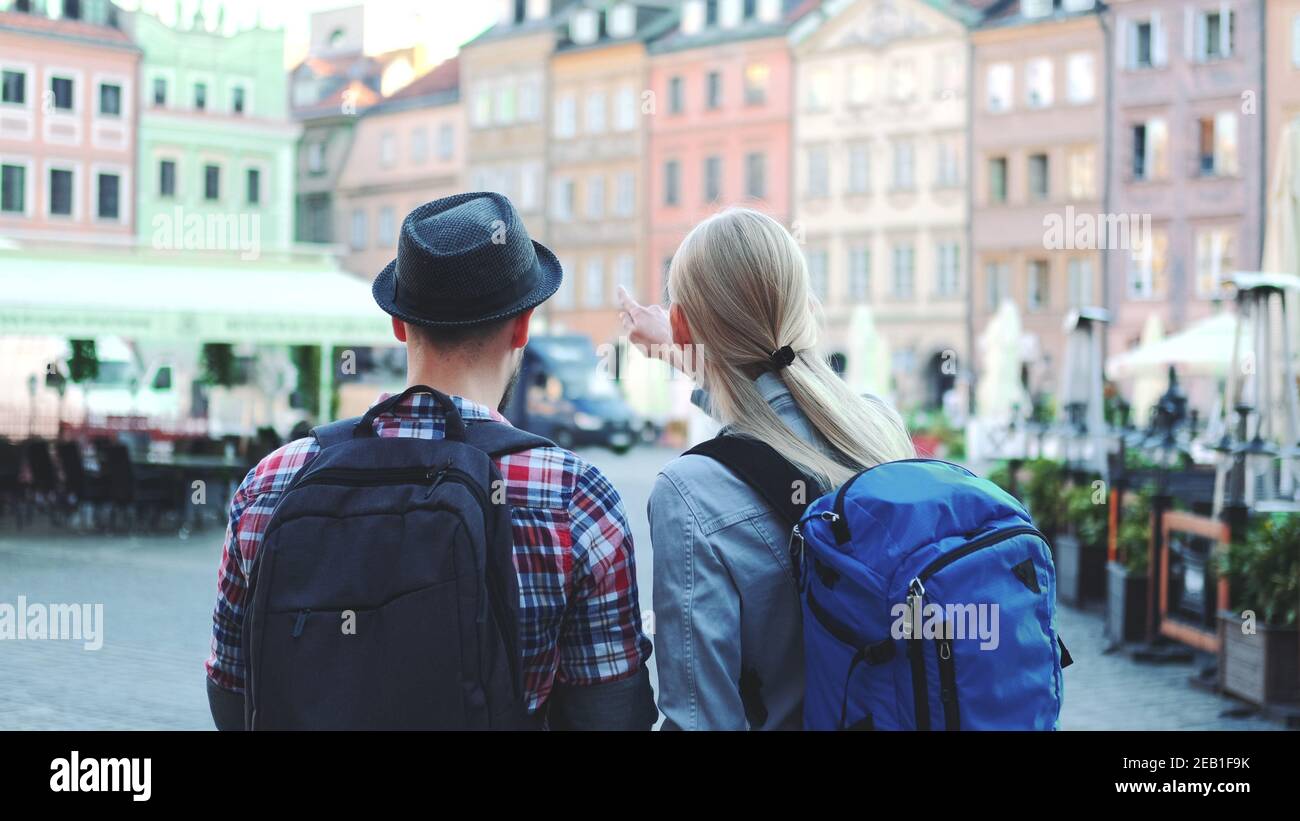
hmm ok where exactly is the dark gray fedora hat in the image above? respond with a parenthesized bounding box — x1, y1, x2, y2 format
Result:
(372, 192, 563, 327)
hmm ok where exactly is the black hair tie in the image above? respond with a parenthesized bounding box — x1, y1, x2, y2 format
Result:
(769, 345, 796, 370)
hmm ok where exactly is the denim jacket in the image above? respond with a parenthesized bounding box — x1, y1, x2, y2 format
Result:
(648, 373, 833, 730)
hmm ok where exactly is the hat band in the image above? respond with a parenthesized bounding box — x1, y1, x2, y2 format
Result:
(393, 256, 541, 322)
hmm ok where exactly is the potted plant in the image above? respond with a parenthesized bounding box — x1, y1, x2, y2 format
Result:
(1217, 514, 1300, 707)
(1022, 459, 1068, 549)
(1105, 488, 1152, 645)
(1057, 478, 1108, 606)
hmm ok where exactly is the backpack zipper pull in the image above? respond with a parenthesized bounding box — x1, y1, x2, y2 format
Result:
(424, 462, 450, 498)
(904, 578, 924, 640)
(292, 609, 310, 638)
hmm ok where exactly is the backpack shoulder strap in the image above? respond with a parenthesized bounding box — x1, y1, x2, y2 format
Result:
(685, 435, 814, 530)
(464, 420, 556, 459)
(310, 416, 362, 449)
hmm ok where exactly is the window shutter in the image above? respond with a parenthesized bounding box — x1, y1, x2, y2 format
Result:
(1221, 2, 1233, 58)
(1152, 12, 1167, 66)
(1185, 6, 1196, 60)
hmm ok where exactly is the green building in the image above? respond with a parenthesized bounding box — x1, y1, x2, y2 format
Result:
(127, 7, 299, 256)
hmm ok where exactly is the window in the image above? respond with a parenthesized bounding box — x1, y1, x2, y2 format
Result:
(935, 137, 961, 188)
(204, 164, 220, 200)
(1025, 58, 1053, 108)
(96, 172, 119, 220)
(585, 90, 607, 134)
(495, 83, 516, 125)
(438, 124, 455, 160)
(890, 58, 916, 102)
(807, 68, 832, 111)
(706, 71, 723, 110)
(1066, 53, 1095, 103)
(848, 244, 871, 300)
(586, 175, 605, 219)
(380, 132, 396, 168)
(377, 206, 396, 246)
(519, 78, 541, 122)
(744, 63, 769, 105)
(584, 257, 606, 308)
(551, 178, 576, 221)
(1194, 9, 1234, 62)
(1028, 153, 1049, 201)
(669, 76, 684, 114)
(1067, 258, 1093, 308)
(615, 86, 637, 131)
(1132, 119, 1168, 180)
(520, 163, 542, 211)
(410, 127, 428, 164)
(745, 152, 766, 200)
(246, 168, 261, 206)
(892, 140, 915, 191)
(307, 141, 325, 174)
(554, 93, 577, 138)
(194, 82, 207, 111)
(1294, 14, 1300, 68)
(986, 63, 1012, 112)
(64, 0, 82, 19)
(1027, 260, 1050, 311)
(807, 249, 829, 301)
(892, 245, 915, 298)
(1, 70, 24, 105)
(615, 253, 636, 299)
(704, 155, 723, 203)
(472, 86, 492, 127)
(664, 160, 680, 206)
(1126, 15, 1166, 69)
(1198, 112, 1238, 176)
(988, 157, 1008, 203)
(1129, 228, 1169, 299)
(98, 83, 121, 116)
(51, 76, 74, 110)
(350, 209, 367, 251)
(615, 171, 635, 217)
(49, 168, 73, 216)
(232, 86, 246, 115)
(159, 159, 176, 197)
(847, 62, 873, 106)
(1195, 228, 1235, 296)
(806, 146, 829, 198)
(985, 261, 1010, 310)
(847, 143, 871, 194)
(152, 76, 166, 106)
(935, 242, 960, 297)
(555, 257, 577, 309)
(1066, 146, 1096, 199)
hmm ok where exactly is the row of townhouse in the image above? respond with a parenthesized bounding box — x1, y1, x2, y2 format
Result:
(0, 0, 298, 256)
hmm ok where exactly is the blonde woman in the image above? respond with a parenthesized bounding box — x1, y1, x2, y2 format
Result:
(619, 208, 914, 730)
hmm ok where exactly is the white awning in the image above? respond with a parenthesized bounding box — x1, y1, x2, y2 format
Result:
(1105, 312, 1241, 380)
(0, 245, 394, 346)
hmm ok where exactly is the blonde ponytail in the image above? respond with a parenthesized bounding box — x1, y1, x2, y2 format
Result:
(669, 208, 914, 489)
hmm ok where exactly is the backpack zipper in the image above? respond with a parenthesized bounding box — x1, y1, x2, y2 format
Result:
(829, 458, 975, 542)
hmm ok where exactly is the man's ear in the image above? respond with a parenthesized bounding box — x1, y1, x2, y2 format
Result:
(391, 316, 408, 343)
(669, 303, 693, 347)
(509, 308, 535, 350)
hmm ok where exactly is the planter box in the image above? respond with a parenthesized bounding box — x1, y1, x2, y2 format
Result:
(1055, 533, 1107, 606)
(1218, 612, 1300, 706)
(1105, 561, 1148, 645)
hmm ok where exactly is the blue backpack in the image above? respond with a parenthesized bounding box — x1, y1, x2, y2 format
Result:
(687, 437, 1071, 730)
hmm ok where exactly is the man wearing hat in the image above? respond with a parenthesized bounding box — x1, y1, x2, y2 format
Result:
(205, 193, 656, 729)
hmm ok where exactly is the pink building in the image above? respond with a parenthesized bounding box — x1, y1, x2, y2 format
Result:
(645, 0, 811, 303)
(0, 5, 140, 246)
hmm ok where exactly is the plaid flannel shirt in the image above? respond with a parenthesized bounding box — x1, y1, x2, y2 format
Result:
(205, 391, 652, 714)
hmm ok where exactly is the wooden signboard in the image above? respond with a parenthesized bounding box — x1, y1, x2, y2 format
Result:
(1157, 511, 1231, 653)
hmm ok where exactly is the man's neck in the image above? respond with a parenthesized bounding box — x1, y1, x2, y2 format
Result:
(404, 365, 503, 412)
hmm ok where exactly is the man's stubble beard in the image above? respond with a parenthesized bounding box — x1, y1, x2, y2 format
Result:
(498, 350, 523, 415)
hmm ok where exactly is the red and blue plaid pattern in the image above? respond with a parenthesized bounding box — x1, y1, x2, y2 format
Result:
(205, 392, 652, 714)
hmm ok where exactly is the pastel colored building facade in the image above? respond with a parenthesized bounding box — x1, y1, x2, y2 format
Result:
(793, 0, 974, 409)
(970, 0, 1106, 395)
(462, 0, 579, 314)
(546, 2, 676, 344)
(0, 0, 139, 246)
(1104, 0, 1264, 354)
(646, 0, 804, 305)
(128, 7, 299, 255)
(1265, 0, 1300, 195)
(335, 59, 464, 279)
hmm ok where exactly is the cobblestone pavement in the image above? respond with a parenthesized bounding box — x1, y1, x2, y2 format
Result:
(0, 445, 1285, 730)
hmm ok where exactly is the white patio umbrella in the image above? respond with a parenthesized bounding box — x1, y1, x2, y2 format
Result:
(1129, 313, 1166, 424)
(1105, 312, 1241, 380)
(844, 304, 892, 400)
(975, 299, 1029, 423)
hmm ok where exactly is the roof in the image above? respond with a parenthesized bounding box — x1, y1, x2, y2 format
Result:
(378, 57, 459, 108)
(554, 1, 680, 52)
(975, 0, 1104, 31)
(0, 9, 138, 51)
(648, 0, 821, 55)
(0, 246, 392, 346)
